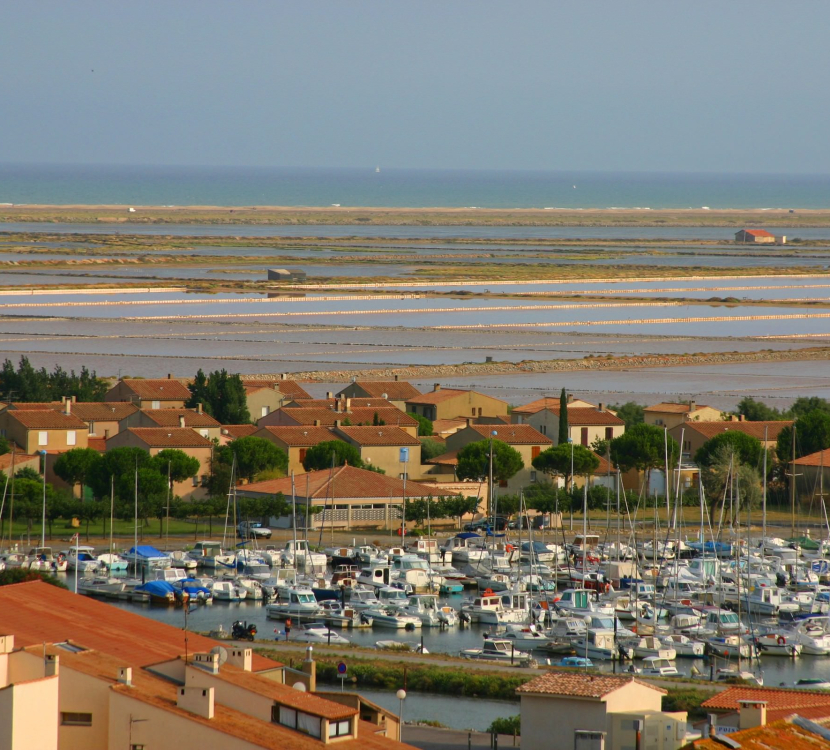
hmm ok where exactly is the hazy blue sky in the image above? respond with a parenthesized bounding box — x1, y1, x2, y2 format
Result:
(3, 2, 829, 173)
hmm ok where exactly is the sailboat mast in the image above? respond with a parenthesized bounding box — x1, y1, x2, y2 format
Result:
(133, 458, 138, 551)
(762, 426, 768, 541)
(109, 474, 115, 558)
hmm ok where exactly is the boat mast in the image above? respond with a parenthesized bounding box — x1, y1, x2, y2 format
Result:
(222, 455, 236, 550)
(762, 426, 768, 542)
(133, 458, 138, 551)
(291, 471, 297, 556)
(109, 474, 115, 559)
(791, 425, 797, 537)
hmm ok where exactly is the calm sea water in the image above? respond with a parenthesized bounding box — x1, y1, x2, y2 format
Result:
(2, 163, 830, 209)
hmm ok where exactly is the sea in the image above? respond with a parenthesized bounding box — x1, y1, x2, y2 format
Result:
(2, 163, 830, 209)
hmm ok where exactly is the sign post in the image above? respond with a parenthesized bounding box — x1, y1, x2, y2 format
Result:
(337, 661, 347, 692)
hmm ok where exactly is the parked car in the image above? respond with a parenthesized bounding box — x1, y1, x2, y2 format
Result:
(238, 522, 272, 539)
(464, 516, 508, 532)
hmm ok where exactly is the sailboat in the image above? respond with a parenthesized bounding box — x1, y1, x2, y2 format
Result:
(375, 166, 381, 173)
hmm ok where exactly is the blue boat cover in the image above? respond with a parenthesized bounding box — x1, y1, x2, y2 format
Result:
(127, 545, 168, 558)
(455, 532, 481, 540)
(134, 580, 176, 596)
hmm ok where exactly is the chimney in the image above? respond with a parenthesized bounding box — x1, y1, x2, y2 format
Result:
(345, 397, 352, 411)
(61, 396, 67, 404)
(193, 652, 219, 675)
(314, 420, 321, 427)
(64, 400, 71, 415)
(466, 417, 473, 427)
(433, 383, 441, 392)
(197, 403, 203, 415)
(301, 645, 316, 691)
(738, 700, 767, 730)
(72, 395, 76, 403)
(708, 714, 718, 738)
(598, 403, 604, 412)
(280, 373, 287, 381)
(326, 392, 333, 400)
(44, 654, 60, 677)
(117, 666, 132, 686)
(394, 375, 399, 381)
(177, 686, 215, 719)
(179, 415, 186, 428)
(167, 373, 172, 379)
(334, 420, 342, 428)
(689, 400, 697, 411)
(567, 394, 573, 404)
(227, 647, 252, 672)
(0, 635, 13, 654)
(739, 414, 745, 422)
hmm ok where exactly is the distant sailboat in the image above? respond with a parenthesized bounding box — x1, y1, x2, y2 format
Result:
(375, 166, 381, 173)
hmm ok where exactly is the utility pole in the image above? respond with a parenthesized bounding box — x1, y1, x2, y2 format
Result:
(791, 425, 797, 537)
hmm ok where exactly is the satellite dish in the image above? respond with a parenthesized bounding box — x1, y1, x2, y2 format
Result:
(210, 646, 229, 666)
(292, 682, 307, 692)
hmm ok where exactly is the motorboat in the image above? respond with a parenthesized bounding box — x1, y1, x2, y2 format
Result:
(324, 546, 357, 567)
(345, 587, 381, 612)
(495, 623, 549, 650)
(794, 678, 830, 690)
(442, 533, 489, 565)
(476, 572, 513, 593)
(66, 546, 99, 572)
(391, 555, 442, 592)
(132, 579, 176, 605)
(621, 636, 676, 660)
(280, 540, 326, 571)
(292, 623, 350, 645)
(363, 607, 422, 629)
(318, 600, 372, 628)
(792, 622, 830, 655)
(77, 575, 127, 597)
(187, 541, 235, 570)
(745, 586, 799, 616)
(123, 545, 171, 571)
(172, 578, 213, 603)
(357, 565, 392, 590)
(261, 569, 298, 598)
(461, 593, 507, 624)
(237, 577, 265, 600)
(211, 580, 247, 602)
(712, 667, 763, 686)
(755, 633, 803, 657)
(400, 594, 457, 626)
(700, 607, 744, 635)
(27, 547, 67, 573)
(376, 586, 410, 609)
(660, 633, 705, 657)
(555, 589, 606, 618)
(558, 656, 593, 668)
(152, 568, 187, 583)
(265, 587, 321, 619)
(461, 637, 534, 666)
(640, 657, 678, 676)
(706, 635, 757, 660)
(166, 550, 197, 571)
(572, 630, 631, 661)
(97, 552, 128, 572)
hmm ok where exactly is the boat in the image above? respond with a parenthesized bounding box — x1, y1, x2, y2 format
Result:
(211, 580, 248, 602)
(792, 622, 830, 655)
(280, 540, 326, 571)
(66, 546, 99, 572)
(712, 667, 763, 686)
(572, 630, 631, 661)
(640, 657, 678, 676)
(96, 552, 128, 572)
(461, 592, 507, 624)
(172, 578, 213, 603)
(77, 575, 127, 597)
(363, 607, 422, 629)
(344, 587, 381, 612)
(400, 594, 457, 626)
(441, 533, 489, 565)
(660, 633, 705, 657)
(152, 568, 187, 583)
(376, 586, 410, 609)
(187, 541, 235, 570)
(237, 577, 265, 600)
(292, 623, 350, 645)
(621, 636, 676, 660)
(123, 545, 171, 571)
(558, 656, 593, 668)
(460, 637, 534, 666)
(167, 550, 197, 570)
(132, 579, 177, 605)
(706, 635, 757, 660)
(260, 569, 298, 598)
(266, 587, 321, 619)
(318, 600, 372, 628)
(793, 678, 830, 690)
(495, 623, 550, 650)
(375, 640, 429, 653)
(27, 547, 67, 573)
(357, 564, 392, 590)
(755, 633, 803, 657)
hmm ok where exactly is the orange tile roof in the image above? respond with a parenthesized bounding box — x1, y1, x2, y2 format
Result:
(117, 427, 213, 448)
(684, 420, 793, 442)
(426, 450, 459, 466)
(512, 397, 564, 415)
(257, 425, 338, 446)
(793, 448, 830, 468)
(140, 409, 221, 428)
(342, 381, 423, 400)
(743, 229, 776, 238)
(517, 671, 665, 699)
(118, 378, 193, 400)
(8, 401, 62, 410)
(286, 398, 386, 409)
(432, 419, 466, 435)
(0, 451, 39, 471)
(702, 685, 830, 719)
(337, 426, 420, 447)
(0, 580, 277, 671)
(644, 401, 711, 413)
(6, 409, 88, 430)
(240, 464, 435, 500)
(87, 437, 107, 452)
(70, 402, 140, 421)
(563, 408, 624, 426)
(221, 424, 258, 439)
(406, 388, 505, 406)
(692, 718, 829, 750)
(242, 379, 312, 399)
(465, 424, 552, 445)
(275, 407, 418, 428)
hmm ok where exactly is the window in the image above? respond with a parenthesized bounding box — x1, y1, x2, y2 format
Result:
(200, 429, 209, 438)
(61, 712, 92, 726)
(191, 476, 199, 487)
(531, 446, 541, 459)
(151, 400, 161, 409)
(478, 408, 482, 417)
(581, 427, 589, 447)
(471, 408, 476, 416)
(88, 421, 96, 436)
(38, 431, 48, 446)
(328, 720, 351, 738)
(200, 475, 209, 486)
(299, 448, 308, 463)
(540, 424, 546, 435)
(275, 705, 321, 738)
(605, 427, 614, 440)
(499, 479, 508, 488)
(67, 430, 76, 446)
(530, 471, 537, 483)
(261, 406, 269, 417)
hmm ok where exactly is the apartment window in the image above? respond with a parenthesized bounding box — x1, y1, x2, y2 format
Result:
(61, 712, 92, 726)
(531, 446, 541, 459)
(581, 427, 589, 447)
(151, 400, 161, 409)
(67, 430, 77, 446)
(471, 408, 476, 416)
(530, 471, 537, 483)
(605, 427, 614, 440)
(192, 476, 199, 487)
(38, 431, 48, 446)
(200, 429, 209, 438)
(261, 406, 269, 417)
(200, 475, 209, 486)
(88, 421, 96, 436)
(274, 705, 321, 738)
(328, 720, 352, 738)
(540, 424, 546, 435)
(499, 479, 508, 488)
(299, 448, 308, 463)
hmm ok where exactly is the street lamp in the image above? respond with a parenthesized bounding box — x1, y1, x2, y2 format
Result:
(396, 689, 407, 741)
(40, 450, 47, 548)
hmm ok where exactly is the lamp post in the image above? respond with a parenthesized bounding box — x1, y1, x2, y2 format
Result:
(40, 449, 47, 547)
(396, 689, 407, 741)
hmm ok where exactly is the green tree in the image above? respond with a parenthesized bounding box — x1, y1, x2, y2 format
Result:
(302, 440, 362, 471)
(735, 397, 782, 422)
(493, 493, 521, 518)
(558, 388, 569, 444)
(14, 466, 41, 482)
(436, 495, 480, 528)
(420, 438, 446, 461)
(87, 447, 152, 500)
(695, 431, 768, 472)
(0, 436, 9, 456)
(610, 423, 679, 485)
(53, 448, 102, 498)
(0, 569, 67, 588)
(217, 436, 288, 482)
(590, 435, 610, 457)
(789, 397, 830, 419)
(608, 401, 645, 428)
(404, 499, 430, 527)
(777, 410, 830, 462)
(150, 448, 201, 485)
(456, 439, 524, 483)
(700, 443, 763, 520)
(186, 369, 251, 424)
(0, 356, 107, 403)
(524, 480, 569, 515)
(532, 443, 599, 491)
(407, 412, 433, 437)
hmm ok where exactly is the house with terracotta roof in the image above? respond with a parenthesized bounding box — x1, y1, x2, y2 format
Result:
(0, 449, 40, 478)
(518, 671, 687, 750)
(443, 423, 552, 490)
(644, 400, 724, 429)
(670, 419, 792, 461)
(241, 377, 312, 420)
(735, 229, 778, 244)
(0, 406, 89, 454)
(689, 716, 830, 750)
(105, 377, 192, 409)
(792, 448, 830, 503)
(254, 425, 340, 474)
(122, 406, 223, 441)
(336, 377, 422, 411)
(4, 398, 139, 440)
(405, 384, 508, 422)
(333, 425, 422, 478)
(511, 395, 597, 421)
(238, 464, 439, 530)
(258, 407, 420, 438)
(284, 397, 390, 410)
(106, 428, 213, 500)
(0, 580, 408, 748)
(513, 403, 625, 448)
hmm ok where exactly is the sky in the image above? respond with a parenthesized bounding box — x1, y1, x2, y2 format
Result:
(3, 2, 830, 174)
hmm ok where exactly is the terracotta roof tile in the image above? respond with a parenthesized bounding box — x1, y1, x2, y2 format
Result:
(517, 672, 666, 699)
(406, 388, 505, 407)
(512, 397, 564, 415)
(0, 452, 39, 471)
(426, 450, 459, 466)
(286, 398, 386, 409)
(5, 409, 88, 430)
(140, 409, 221, 428)
(644, 402, 712, 413)
(340, 381, 423, 400)
(240, 464, 436, 500)
(692, 718, 829, 750)
(336, 426, 420, 447)
(87, 437, 107, 452)
(562, 408, 624, 426)
(702, 685, 830, 714)
(256, 426, 338, 446)
(116, 427, 212, 448)
(432, 419, 467, 435)
(465, 424, 552, 445)
(0, 580, 276, 671)
(116, 378, 192, 400)
(242, 379, 312, 399)
(743, 229, 776, 238)
(70, 402, 140, 421)
(792, 448, 830, 467)
(8, 401, 62, 410)
(273, 407, 418, 428)
(221, 424, 258, 439)
(684, 420, 793, 442)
